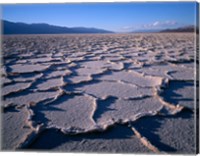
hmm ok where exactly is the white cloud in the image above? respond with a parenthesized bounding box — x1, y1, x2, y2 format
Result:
(142, 20, 178, 29)
(153, 21, 160, 26)
(165, 20, 177, 25)
(121, 26, 134, 30)
(120, 20, 179, 32)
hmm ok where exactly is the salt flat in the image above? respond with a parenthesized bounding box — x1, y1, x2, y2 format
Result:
(1, 33, 196, 153)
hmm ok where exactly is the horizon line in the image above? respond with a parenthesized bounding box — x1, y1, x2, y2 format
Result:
(2, 19, 197, 34)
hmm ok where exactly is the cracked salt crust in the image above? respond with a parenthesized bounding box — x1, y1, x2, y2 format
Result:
(9, 64, 49, 73)
(1, 33, 196, 153)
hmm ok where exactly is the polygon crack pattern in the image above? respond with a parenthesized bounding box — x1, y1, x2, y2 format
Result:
(1, 33, 196, 153)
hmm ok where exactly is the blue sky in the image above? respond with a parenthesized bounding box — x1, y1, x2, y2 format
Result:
(2, 2, 197, 32)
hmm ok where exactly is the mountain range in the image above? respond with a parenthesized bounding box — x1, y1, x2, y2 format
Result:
(132, 25, 198, 33)
(2, 20, 114, 34)
(2, 20, 198, 34)
(160, 25, 198, 33)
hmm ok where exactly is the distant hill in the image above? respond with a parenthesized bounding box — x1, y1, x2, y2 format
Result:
(132, 29, 161, 33)
(160, 25, 198, 33)
(2, 20, 114, 34)
(131, 25, 199, 33)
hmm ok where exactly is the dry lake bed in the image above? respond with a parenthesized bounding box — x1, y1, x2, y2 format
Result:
(1, 33, 197, 153)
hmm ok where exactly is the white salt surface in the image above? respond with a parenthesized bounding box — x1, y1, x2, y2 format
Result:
(2, 77, 12, 84)
(95, 97, 163, 125)
(75, 81, 153, 99)
(46, 69, 71, 78)
(2, 33, 195, 153)
(75, 67, 106, 76)
(44, 95, 96, 131)
(2, 82, 31, 96)
(66, 75, 92, 84)
(36, 77, 64, 91)
(13, 73, 43, 82)
(10, 64, 49, 73)
(99, 70, 163, 87)
(4, 90, 60, 106)
(2, 107, 32, 150)
(28, 57, 52, 63)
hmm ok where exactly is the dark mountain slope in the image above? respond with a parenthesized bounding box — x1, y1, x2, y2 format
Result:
(2, 20, 114, 34)
(160, 25, 198, 33)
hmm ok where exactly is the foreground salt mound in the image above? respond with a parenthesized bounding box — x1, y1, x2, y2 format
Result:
(35, 77, 64, 91)
(2, 106, 32, 150)
(94, 97, 163, 125)
(31, 94, 166, 134)
(2, 82, 32, 96)
(98, 70, 163, 87)
(74, 81, 153, 99)
(160, 81, 194, 109)
(41, 94, 96, 132)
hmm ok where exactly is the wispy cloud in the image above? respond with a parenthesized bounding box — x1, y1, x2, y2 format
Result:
(121, 26, 135, 30)
(120, 20, 183, 32)
(142, 20, 178, 29)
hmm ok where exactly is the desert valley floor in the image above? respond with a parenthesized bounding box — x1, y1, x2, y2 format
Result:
(1, 33, 197, 153)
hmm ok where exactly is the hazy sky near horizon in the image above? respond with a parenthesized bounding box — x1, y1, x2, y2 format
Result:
(2, 2, 197, 32)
